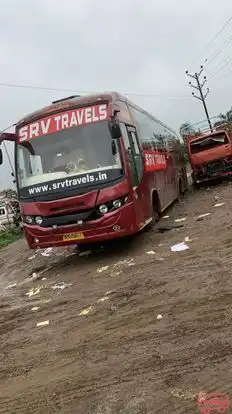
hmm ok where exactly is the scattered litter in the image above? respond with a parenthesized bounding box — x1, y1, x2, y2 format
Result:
(40, 247, 53, 257)
(110, 270, 122, 277)
(163, 215, 169, 219)
(25, 272, 42, 283)
(156, 257, 164, 261)
(157, 314, 163, 320)
(146, 250, 156, 255)
(184, 236, 192, 242)
(25, 287, 41, 297)
(156, 224, 183, 233)
(28, 254, 36, 261)
(171, 242, 189, 252)
(6, 283, 17, 289)
(78, 306, 94, 316)
(113, 258, 134, 267)
(51, 282, 72, 290)
(196, 213, 211, 220)
(97, 266, 109, 273)
(31, 307, 40, 312)
(174, 217, 187, 223)
(97, 296, 109, 303)
(36, 320, 49, 327)
(213, 202, 225, 207)
(110, 304, 117, 311)
(79, 250, 91, 257)
(41, 277, 47, 281)
(105, 290, 114, 296)
(158, 244, 163, 247)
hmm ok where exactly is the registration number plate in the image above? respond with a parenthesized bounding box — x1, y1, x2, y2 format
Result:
(62, 232, 84, 241)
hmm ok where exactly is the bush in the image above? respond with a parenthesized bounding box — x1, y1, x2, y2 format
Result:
(0, 225, 21, 248)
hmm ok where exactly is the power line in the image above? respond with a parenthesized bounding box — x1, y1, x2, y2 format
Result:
(2, 141, 14, 174)
(192, 15, 232, 65)
(0, 123, 16, 175)
(0, 122, 16, 133)
(0, 82, 191, 99)
(204, 34, 232, 67)
(215, 64, 232, 81)
(208, 56, 232, 80)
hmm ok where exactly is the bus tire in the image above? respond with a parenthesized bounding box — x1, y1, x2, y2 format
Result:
(178, 178, 183, 196)
(192, 179, 200, 190)
(152, 191, 161, 223)
(181, 168, 188, 192)
(178, 177, 185, 201)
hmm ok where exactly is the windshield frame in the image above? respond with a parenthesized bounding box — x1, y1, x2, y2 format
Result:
(189, 133, 229, 154)
(15, 120, 124, 201)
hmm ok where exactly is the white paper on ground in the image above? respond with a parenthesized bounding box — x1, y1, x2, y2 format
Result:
(213, 202, 225, 207)
(37, 320, 49, 327)
(174, 217, 187, 223)
(196, 213, 211, 219)
(171, 242, 189, 252)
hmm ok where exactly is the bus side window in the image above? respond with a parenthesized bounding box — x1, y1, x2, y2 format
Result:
(128, 130, 143, 181)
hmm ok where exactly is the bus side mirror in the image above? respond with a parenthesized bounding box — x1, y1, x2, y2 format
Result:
(109, 120, 121, 139)
(0, 148, 2, 165)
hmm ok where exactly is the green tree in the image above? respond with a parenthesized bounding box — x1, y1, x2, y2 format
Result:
(214, 107, 232, 129)
(179, 122, 195, 138)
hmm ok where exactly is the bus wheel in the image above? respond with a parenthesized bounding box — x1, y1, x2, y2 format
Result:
(152, 192, 161, 223)
(192, 181, 200, 190)
(178, 178, 184, 201)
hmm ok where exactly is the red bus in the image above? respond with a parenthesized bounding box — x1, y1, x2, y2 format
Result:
(0, 92, 187, 250)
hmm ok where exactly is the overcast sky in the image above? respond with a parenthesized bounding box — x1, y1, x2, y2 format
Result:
(1, 0, 232, 190)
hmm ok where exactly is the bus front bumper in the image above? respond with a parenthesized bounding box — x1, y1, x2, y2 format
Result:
(24, 202, 137, 249)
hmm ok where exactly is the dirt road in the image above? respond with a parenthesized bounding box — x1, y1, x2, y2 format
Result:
(1, 182, 232, 413)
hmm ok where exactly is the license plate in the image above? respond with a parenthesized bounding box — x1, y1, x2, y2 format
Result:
(62, 232, 84, 241)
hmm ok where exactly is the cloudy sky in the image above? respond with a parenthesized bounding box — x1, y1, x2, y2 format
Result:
(1, 0, 232, 190)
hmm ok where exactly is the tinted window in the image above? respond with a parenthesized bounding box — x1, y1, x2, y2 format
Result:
(130, 131, 140, 155)
(129, 106, 167, 150)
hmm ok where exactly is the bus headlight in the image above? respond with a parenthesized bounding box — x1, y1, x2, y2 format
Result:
(99, 204, 108, 215)
(25, 215, 33, 224)
(112, 199, 122, 209)
(97, 195, 129, 216)
(35, 216, 43, 225)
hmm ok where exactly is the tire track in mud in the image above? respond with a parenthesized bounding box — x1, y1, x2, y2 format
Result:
(1, 182, 232, 413)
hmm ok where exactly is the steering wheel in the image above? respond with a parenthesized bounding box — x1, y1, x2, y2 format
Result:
(53, 165, 70, 174)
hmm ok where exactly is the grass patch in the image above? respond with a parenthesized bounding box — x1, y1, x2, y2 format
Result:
(0, 225, 21, 248)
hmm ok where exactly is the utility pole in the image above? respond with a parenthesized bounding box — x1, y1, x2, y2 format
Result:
(186, 66, 213, 132)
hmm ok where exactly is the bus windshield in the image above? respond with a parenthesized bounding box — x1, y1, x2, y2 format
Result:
(190, 133, 229, 154)
(16, 121, 122, 198)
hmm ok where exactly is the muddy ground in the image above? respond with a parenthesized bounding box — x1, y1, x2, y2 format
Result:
(1, 182, 232, 413)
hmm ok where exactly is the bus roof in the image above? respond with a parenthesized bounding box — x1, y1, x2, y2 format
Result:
(16, 90, 178, 136)
(16, 92, 119, 126)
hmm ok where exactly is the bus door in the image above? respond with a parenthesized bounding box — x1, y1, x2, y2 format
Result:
(122, 124, 150, 226)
